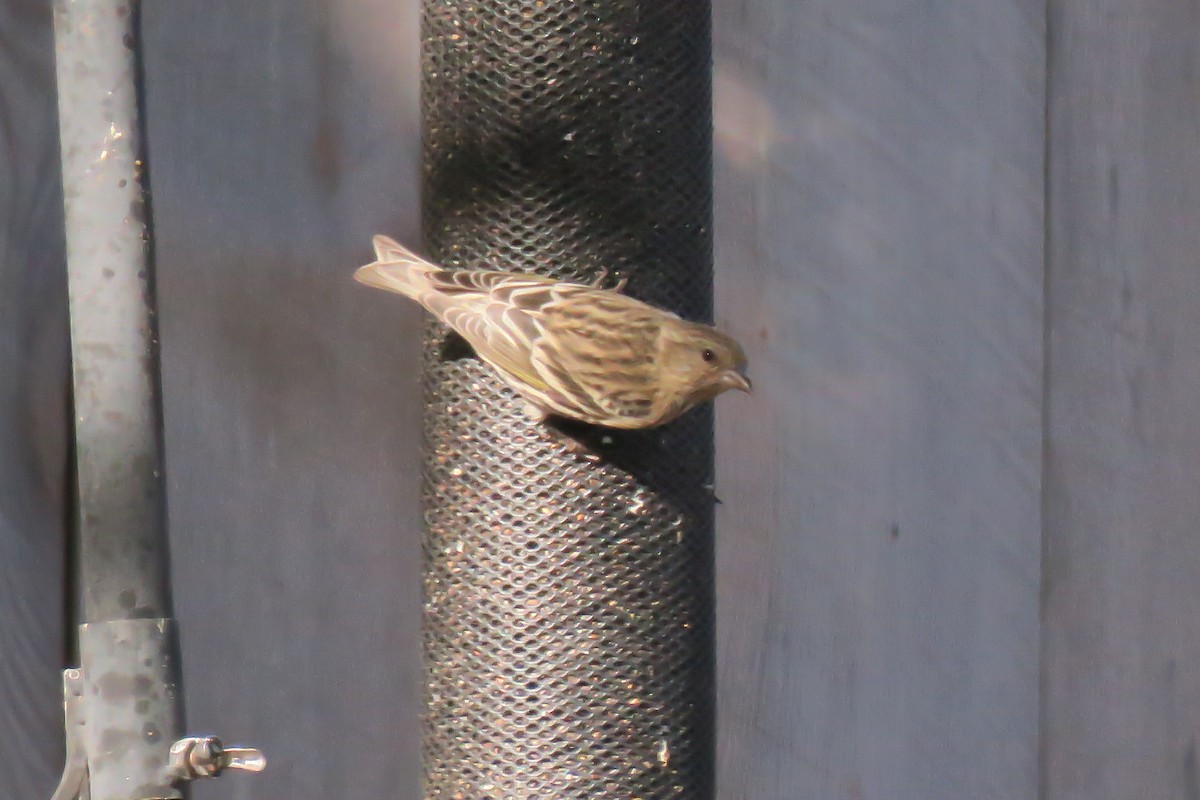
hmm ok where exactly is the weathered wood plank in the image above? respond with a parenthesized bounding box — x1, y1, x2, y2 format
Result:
(1041, 4, 1200, 799)
(711, 2, 1046, 798)
(139, 2, 425, 797)
(0, 0, 70, 795)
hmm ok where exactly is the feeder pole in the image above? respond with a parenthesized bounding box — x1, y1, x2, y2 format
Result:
(53, 0, 182, 795)
(51, 2, 263, 798)
(419, 2, 716, 798)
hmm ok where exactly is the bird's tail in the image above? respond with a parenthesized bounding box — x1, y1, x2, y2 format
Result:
(353, 234, 439, 300)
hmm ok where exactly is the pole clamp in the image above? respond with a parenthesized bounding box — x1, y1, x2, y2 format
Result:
(168, 736, 267, 780)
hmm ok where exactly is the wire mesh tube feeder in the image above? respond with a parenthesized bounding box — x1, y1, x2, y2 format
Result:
(50, 1, 263, 797)
(409, 1, 720, 797)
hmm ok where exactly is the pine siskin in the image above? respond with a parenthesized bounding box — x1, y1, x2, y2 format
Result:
(355, 235, 751, 429)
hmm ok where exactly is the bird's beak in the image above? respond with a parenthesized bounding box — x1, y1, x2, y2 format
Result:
(723, 369, 752, 393)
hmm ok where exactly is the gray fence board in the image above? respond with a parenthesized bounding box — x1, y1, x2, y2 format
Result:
(711, 3, 1046, 798)
(139, 3, 425, 798)
(0, 0, 70, 795)
(1042, 3, 1200, 798)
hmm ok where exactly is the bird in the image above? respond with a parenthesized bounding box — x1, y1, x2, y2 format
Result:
(354, 235, 751, 430)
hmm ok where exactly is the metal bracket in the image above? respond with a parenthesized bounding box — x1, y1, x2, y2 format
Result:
(47, 658, 265, 800)
(77, 620, 184, 800)
(49, 670, 89, 800)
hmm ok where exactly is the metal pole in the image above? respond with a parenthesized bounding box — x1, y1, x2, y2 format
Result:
(54, 0, 168, 627)
(53, 1, 182, 797)
(50, 5, 265, 798)
(419, 2, 715, 798)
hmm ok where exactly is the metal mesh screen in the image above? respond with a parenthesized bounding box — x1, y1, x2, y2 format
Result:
(419, 2, 714, 798)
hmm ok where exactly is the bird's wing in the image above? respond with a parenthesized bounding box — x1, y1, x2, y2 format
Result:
(422, 269, 562, 394)
(529, 290, 665, 425)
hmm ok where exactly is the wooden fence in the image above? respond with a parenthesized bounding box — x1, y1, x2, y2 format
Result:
(1, 1, 1196, 798)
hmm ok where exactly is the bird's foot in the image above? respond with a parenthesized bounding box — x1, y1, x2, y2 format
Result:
(590, 268, 628, 293)
(543, 417, 602, 461)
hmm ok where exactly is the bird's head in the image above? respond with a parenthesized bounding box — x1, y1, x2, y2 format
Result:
(660, 321, 752, 407)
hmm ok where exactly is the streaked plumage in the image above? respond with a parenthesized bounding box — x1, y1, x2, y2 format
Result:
(354, 235, 750, 429)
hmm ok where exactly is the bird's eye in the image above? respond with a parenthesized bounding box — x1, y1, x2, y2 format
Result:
(701, 348, 716, 363)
